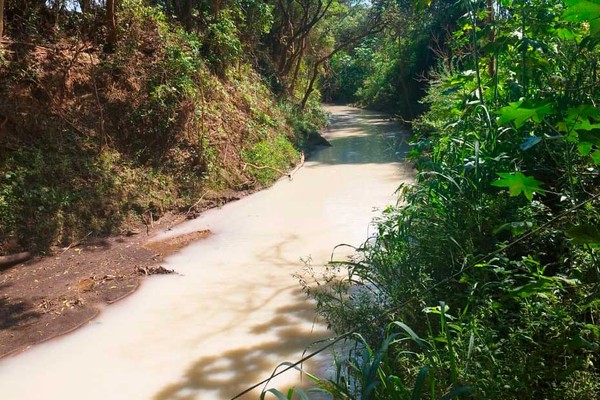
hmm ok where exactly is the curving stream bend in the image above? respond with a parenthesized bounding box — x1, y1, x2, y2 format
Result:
(0, 105, 413, 400)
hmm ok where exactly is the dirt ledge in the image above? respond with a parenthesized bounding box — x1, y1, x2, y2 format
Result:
(0, 143, 313, 360)
(0, 193, 239, 359)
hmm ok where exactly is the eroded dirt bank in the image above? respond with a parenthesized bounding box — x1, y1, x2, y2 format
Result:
(1, 197, 229, 358)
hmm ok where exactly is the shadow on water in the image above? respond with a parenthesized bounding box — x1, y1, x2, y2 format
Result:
(255, 236, 300, 269)
(309, 110, 411, 165)
(309, 128, 411, 165)
(151, 107, 409, 400)
(153, 290, 328, 400)
(309, 134, 410, 165)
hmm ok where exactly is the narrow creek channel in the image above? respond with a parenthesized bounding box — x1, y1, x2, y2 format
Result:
(0, 105, 413, 399)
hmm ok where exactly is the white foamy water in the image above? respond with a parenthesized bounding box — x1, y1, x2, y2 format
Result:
(0, 106, 412, 400)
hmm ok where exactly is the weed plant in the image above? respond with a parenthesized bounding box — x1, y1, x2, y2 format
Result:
(291, 0, 600, 399)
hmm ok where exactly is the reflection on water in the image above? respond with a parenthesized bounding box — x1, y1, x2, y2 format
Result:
(0, 106, 413, 400)
(309, 108, 411, 165)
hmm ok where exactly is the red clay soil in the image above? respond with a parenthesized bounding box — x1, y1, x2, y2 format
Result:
(0, 211, 216, 359)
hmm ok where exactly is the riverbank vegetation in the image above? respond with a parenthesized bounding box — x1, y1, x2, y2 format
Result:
(0, 0, 336, 254)
(1, 0, 598, 398)
(287, 0, 600, 399)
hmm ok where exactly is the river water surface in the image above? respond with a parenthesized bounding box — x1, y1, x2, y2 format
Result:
(0, 105, 412, 399)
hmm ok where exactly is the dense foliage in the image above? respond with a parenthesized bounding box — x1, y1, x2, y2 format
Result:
(0, 0, 344, 253)
(295, 0, 600, 399)
(1, 0, 599, 398)
(324, 0, 459, 117)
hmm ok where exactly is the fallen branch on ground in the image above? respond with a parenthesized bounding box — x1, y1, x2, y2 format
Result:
(243, 162, 288, 177)
(134, 265, 175, 276)
(288, 152, 305, 180)
(61, 231, 93, 254)
(186, 191, 208, 215)
(243, 152, 305, 181)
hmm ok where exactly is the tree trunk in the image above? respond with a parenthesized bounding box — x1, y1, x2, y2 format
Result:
(299, 25, 384, 110)
(300, 63, 320, 110)
(213, 0, 223, 17)
(106, 0, 117, 51)
(79, 0, 91, 13)
(182, 0, 192, 31)
(487, 0, 496, 77)
(0, 0, 4, 43)
(288, 37, 306, 95)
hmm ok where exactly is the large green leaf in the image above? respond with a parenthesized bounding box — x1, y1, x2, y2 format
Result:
(497, 101, 553, 128)
(579, 131, 600, 146)
(508, 278, 560, 299)
(563, 0, 600, 38)
(491, 172, 545, 200)
(557, 105, 600, 134)
(578, 141, 593, 155)
(566, 224, 600, 245)
(494, 221, 534, 235)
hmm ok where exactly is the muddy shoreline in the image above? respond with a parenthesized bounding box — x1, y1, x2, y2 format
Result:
(0, 190, 249, 359)
(0, 126, 322, 360)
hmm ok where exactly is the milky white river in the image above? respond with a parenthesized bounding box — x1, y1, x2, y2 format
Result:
(0, 105, 412, 399)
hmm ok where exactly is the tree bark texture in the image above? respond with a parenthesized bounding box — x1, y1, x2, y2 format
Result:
(106, 0, 117, 51)
(0, 0, 5, 42)
(79, 0, 91, 13)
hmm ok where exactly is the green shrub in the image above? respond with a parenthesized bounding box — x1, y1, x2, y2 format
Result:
(242, 134, 298, 185)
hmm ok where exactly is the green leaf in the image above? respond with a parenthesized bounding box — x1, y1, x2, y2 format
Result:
(591, 150, 600, 164)
(441, 386, 473, 400)
(491, 172, 545, 200)
(563, 0, 600, 38)
(578, 142, 593, 155)
(290, 388, 311, 400)
(410, 367, 429, 400)
(569, 334, 600, 351)
(391, 321, 432, 351)
(509, 279, 559, 299)
(494, 221, 534, 235)
(579, 131, 600, 146)
(261, 388, 288, 400)
(574, 119, 600, 131)
(497, 101, 553, 128)
(556, 27, 578, 40)
(566, 224, 600, 245)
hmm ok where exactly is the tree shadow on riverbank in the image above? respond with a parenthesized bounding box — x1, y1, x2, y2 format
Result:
(152, 290, 329, 400)
(0, 292, 41, 331)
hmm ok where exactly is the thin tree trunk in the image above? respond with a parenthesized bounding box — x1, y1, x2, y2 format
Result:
(54, 0, 62, 31)
(0, 0, 4, 43)
(182, 0, 192, 31)
(300, 63, 320, 110)
(213, 0, 223, 17)
(79, 0, 91, 13)
(106, 0, 117, 51)
(289, 37, 306, 95)
(487, 0, 496, 77)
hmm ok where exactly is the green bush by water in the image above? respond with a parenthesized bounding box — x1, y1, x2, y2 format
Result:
(289, 0, 600, 398)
